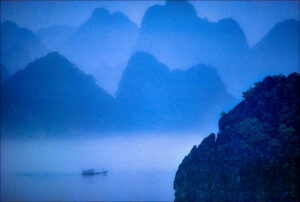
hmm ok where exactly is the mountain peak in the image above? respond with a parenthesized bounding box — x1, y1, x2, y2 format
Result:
(276, 18, 299, 26)
(217, 17, 249, 48)
(88, 8, 111, 24)
(217, 18, 240, 29)
(81, 7, 136, 29)
(1, 21, 26, 34)
(129, 51, 159, 63)
(1, 50, 114, 135)
(273, 18, 300, 33)
(165, 0, 195, 11)
(91, 7, 111, 18)
(128, 51, 169, 74)
(32, 52, 70, 66)
(165, 0, 197, 18)
(43, 51, 64, 59)
(20, 51, 80, 79)
(1, 20, 19, 29)
(1, 20, 46, 74)
(253, 18, 299, 51)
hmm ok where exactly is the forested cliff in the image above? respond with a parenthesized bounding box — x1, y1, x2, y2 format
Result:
(174, 73, 300, 201)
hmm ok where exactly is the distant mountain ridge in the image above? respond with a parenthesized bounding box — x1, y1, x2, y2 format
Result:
(1, 4, 298, 136)
(137, 0, 249, 68)
(136, 0, 299, 97)
(1, 51, 235, 135)
(1, 6, 298, 99)
(248, 19, 300, 78)
(0, 21, 47, 75)
(1, 52, 115, 136)
(116, 52, 236, 130)
(59, 8, 139, 94)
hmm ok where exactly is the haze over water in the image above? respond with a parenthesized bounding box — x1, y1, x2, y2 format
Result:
(1, 1, 299, 201)
(1, 132, 206, 201)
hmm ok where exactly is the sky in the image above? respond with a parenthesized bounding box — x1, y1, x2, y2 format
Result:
(1, 1, 299, 46)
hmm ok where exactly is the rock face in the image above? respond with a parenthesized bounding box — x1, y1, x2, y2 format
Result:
(174, 73, 300, 201)
(1, 52, 115, 136)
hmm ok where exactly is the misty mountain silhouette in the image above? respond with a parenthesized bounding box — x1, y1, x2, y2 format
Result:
(169, 64, 236, 128)
(231, 19, 300, 97)
(116, 52, 236, 130)
(138, 0, 249, 66)
(0, 21, 47, 75)
(1, 5, 298, 135)
(59, 8, 138, 94)
(37, 25, 74, 50)
(1, 64, 9, 82)
(136, 0, 249, 96)
(1, 52, 115, 136)
(16, 3, 296, 100)
(248, 19, 300, 80)
(1, 51, 235, 135)
(136, 1, 299, 98)
(116, 52, 171, 130)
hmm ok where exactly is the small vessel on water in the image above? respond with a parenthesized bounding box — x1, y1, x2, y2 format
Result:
(82, 169, 107, 176)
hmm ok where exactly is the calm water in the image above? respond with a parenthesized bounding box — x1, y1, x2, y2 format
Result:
(1, 133, 206, 201)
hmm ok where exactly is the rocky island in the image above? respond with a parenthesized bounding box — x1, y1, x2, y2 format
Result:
(174, 73, 300, 201)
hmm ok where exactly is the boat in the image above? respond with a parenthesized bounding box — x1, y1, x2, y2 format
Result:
(82, 169, 107, 176)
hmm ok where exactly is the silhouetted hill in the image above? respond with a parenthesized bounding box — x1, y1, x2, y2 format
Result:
(59, 8, 138, 94)
(231, 19, 300, 99)
(116, 52, 171, 129)
(170, 65, 235, 128)
(174, 73, 300, 201)
(37, 25, 74, 50)
(1, 52, 115, 136)
(140, 0, 198, 32)
(1, 64, 9, 82)
(0, 21, 47, 74)
(248, 19, 300, 78)
(136, 0, 249, 97)
(116, 52, 236, 130)
(253, 19, 299, 55)
(137, 1, 299, 98)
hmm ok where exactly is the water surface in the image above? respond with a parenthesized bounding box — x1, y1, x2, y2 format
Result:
(1, 133, 205, 201)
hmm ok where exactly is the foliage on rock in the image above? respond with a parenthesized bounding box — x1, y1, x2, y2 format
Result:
(174, 73, 300, 201)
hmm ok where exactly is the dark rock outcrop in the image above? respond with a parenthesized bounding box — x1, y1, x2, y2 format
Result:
(174, 73, 300, 201)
